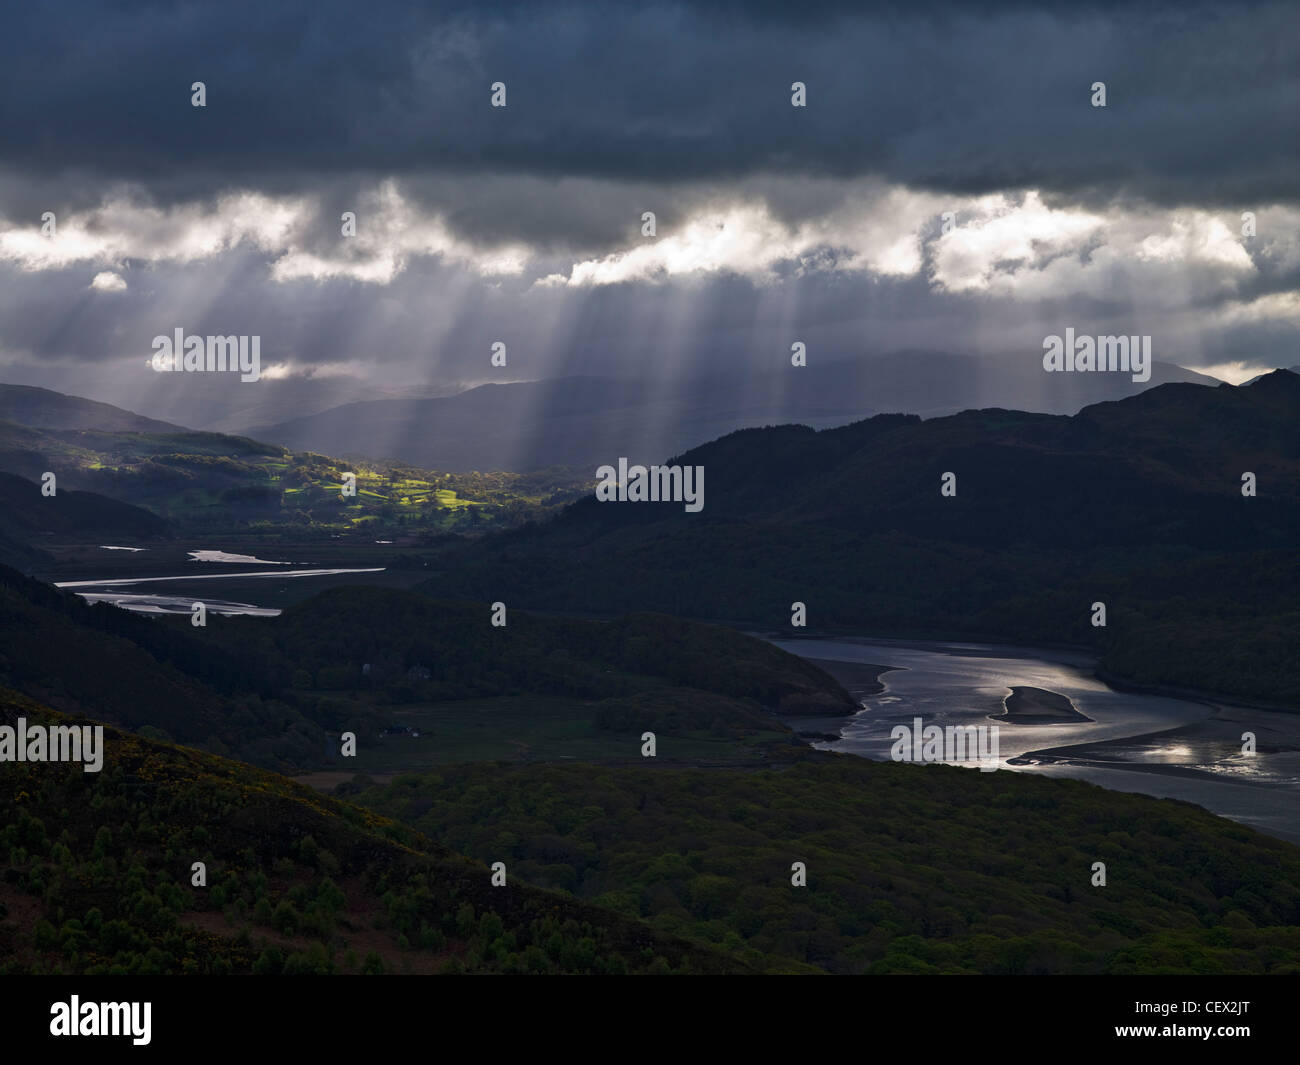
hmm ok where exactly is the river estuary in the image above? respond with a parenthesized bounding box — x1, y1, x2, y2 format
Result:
(770, 636, 1300, 844)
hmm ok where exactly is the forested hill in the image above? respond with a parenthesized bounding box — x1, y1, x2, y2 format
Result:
(235, 588, 854, 715)
(0, 470, 167, 568)
(420, 372, 1300, 705)
(0, 690, 749, 975)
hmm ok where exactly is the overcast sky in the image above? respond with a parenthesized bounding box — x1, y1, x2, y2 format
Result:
(0, 0, 1296, 417)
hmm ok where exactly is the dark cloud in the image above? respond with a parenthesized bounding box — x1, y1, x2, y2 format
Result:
(1, 0, 1295, 227)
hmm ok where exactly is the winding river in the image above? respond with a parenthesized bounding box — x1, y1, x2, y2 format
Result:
(55, 549, 386, 617)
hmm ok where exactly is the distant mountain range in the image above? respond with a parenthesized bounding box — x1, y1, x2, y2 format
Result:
(137, 373, 471, 435)
(250, 352, 1220, 471)
(1243, 365, 1300, 386)
(0, 354, 1242, 474)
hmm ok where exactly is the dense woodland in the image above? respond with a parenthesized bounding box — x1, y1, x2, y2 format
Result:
(346, 758, 1300, 974)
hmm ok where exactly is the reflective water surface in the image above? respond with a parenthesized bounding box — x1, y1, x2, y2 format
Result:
(772, 637, 1300, 843)
(56, 565, 386, 618)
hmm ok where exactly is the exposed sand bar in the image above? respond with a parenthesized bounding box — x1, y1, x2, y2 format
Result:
(995, 685, 1093, 723)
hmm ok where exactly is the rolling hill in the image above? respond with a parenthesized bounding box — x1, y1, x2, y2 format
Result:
(0, 470, 168, 569)
(0, 384, 184, 434)
(417, 371, 1300, 705)
(0, 418, 590, 560)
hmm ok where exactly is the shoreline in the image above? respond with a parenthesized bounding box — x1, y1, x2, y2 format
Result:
(801, 657, 898, 700)
(775, 657, 896, 740)
(1093, 669, 1300, 717)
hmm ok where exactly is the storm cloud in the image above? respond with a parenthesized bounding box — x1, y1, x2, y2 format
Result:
(0, 0, 1295, 427)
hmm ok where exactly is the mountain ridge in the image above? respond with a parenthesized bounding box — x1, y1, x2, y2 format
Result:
(0, 383, 186, 434)
(248, 353, 1220, 471)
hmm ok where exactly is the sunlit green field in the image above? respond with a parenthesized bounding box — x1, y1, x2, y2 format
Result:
(0, 419, 589, 540)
